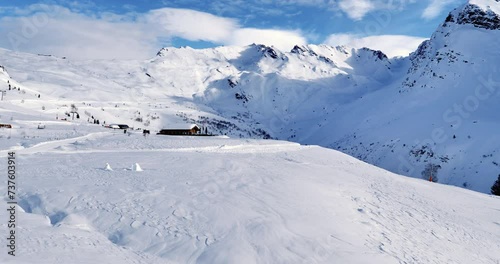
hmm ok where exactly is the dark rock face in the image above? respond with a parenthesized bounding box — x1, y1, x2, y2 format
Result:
(228, 79, 238, 88)
(290, 45, 324, 59)
(156, 48, 168, 57)
(255, 44, 279, 59)
(407, 40, 431, 75)
(235, 93, 248, 102)
(290, 45, 306, 54)
(252, 44, 288, 60)
(445, 3, 500, 30)
(265, 47, 278, 59)
(360, 48, 389, 61)
(373, 50, 389, 61)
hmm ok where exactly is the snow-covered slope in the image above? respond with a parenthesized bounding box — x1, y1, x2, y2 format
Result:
(0, 119, 499, 263)
(1, 0, 500, 193)
(0, 42, 397, 144)
(321, 0, 500, 193)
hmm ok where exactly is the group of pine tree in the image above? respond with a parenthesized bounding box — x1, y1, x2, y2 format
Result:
(492, 175, 500, 196)
(420, 162, 500, 196)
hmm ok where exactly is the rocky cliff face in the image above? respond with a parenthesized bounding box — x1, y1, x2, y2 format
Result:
(445, 0, 500, 30)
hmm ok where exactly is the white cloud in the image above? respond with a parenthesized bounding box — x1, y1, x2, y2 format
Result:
(1, 2, 433, 60)
(0, 5, 160, 60)
(334, 0, 418, 20)
(144, 8, 239, 43)
(338, 0, 376, 20)
(230, 28, 307, 51)
(203, 0, 416, 20)
(324, 34, 355, 46)
(0, 4, 308, 60)
(325, 34, 427, 57)
(422, 0, 459, 20)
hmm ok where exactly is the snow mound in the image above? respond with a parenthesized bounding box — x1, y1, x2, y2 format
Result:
(104, 163, 113, 171)
(132, 163, 143, 172)
(55, 214, 93, 231)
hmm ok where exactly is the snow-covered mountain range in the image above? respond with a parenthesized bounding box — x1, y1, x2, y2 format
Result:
(1, 0, 500, 193)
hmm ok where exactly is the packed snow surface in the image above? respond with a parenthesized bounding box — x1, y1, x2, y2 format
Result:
(0, 121, 499, 264)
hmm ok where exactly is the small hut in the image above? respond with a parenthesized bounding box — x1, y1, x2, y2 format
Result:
(157, 124, 200, 136)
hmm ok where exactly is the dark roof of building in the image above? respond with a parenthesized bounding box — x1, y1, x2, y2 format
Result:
(161, 124, 199, 130)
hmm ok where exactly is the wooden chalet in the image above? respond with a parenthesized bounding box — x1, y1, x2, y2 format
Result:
(157, 124, 200, 136)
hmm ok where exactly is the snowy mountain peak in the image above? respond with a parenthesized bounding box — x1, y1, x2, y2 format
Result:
(357, 48, 389, 62)
(155, 47, 169, 57)
(468, 0, 500, 12)
(155, 46, 199, 57)
(290, 45, 319, 57)
(405, 0, 500, 91)
(445, 0, 500, 30)
(290, 45, 307, 54)
(251, 44, 286, 60)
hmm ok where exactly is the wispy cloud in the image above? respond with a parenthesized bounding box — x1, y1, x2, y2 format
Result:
(145, 8, 239, 43)
(230, 28, 307, 51)
(0, 4, 307, 60)
(0, 0, 441, 60)
(0, 5, 158, 60)
(325, 33, 427, 57)
(337, 0, 418, 20)
(338, 0, 376, 20)
(160, 0, 417, 21)
(422, 0, 460, 20)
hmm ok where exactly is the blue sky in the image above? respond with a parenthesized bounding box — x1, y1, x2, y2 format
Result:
(0, 0, 467, 60)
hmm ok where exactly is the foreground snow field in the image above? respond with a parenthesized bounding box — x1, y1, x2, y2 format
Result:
(0, 122, 499, 264)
